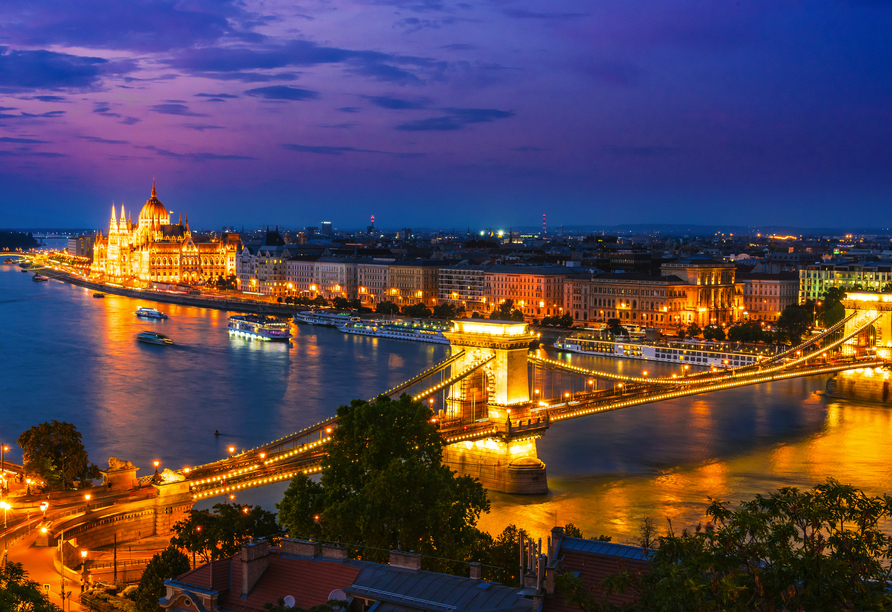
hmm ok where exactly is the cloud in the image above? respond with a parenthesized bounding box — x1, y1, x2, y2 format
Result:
(502, 9, 589, 19)
(282, 143, 421, 157)
(183, 124, 225, 131)
(0, 47, 111, 91)
(120, 117, 140, 125)
(0, 136, 50, 144)
(79, 136, 129, 145)
(149, 103, 209, 116)
(364, 95, 428, 110)
(243, 85, 318, 101)
(319, 123, 355, 129)
(191, 71, 300, 83)
(139, 145, 254, 161)
(441, 43, 475, 51)
(195, 92, 238, 98)
(0, 0, 239, 53)
(371, 0, 447, 12)
(0, 150, 66, 157)
(337, 107, 361, 113)
(167, 39, 438, 85)
(395, 107, 514, 131)
(31, 95, 68, 102)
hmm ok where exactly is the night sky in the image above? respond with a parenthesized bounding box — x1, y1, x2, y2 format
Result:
(1, 1, 890, 230)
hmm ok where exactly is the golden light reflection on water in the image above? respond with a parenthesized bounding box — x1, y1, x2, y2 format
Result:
(480, 391, 892, 545)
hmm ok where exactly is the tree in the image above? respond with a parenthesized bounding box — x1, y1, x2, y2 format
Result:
(376, 301, 400, 315)
(541, 314, 574, 328)
(17, 421, 100, 491)
(171, 503, 280, 563)
(489, 299, 518, 321)
(776, 304, 811, 345)
(702, 325, 725, 341)
(276, 394, 490, 564)
(332, 297, 352, 310)
(685, 322, 702, 338)
(563, 523, 611, 542)
(629, 479, 892, 612)
(402, 303, 432, 318)
(606, 319, 626, 337)
(727, 320, 768, 343)
(432, 303, 461, 319)
(134, 546, 191, 612)
(0, 561, 61, 612)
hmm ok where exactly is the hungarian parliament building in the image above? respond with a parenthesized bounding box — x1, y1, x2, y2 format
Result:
(91, 181, 240, 283)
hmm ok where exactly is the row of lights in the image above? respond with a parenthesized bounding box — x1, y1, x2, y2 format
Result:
(551, 358, 884, 422)
(380, 350, 466, 397)
(444, 427, 497, 444)
(413, 356, 494, 401)
(193, 465, 323, 499)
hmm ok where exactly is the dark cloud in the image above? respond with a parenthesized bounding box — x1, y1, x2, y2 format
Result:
(282, 144, 379, 155)
(395, 17, 462, 33)
(149, 103, 209, 116)
(0, 0, 239, 53)
(193, 71, 300, 83)
(502, 9, 589, 19)
(195, 92, 238, 98)
(167, 39, 439, 85)
(395, 107, 514, 131)
(0, 150, 66, 157)
(371, 0, 447, 11)
(183, 124, 225, 131)
(139, 145, 254, 161)
(0, 136, 50, 144)
(364, 95, 428, 110)
(441, 43, 475, 51)
(31, 95, 68, 102)
(337, 107, 361, 113)
(79, 136, 129, 145)
(120, 117, 140, 125)
(0, 47, 110, 91)
(243, 85, 319, 101)
(319, 123, 355, 129)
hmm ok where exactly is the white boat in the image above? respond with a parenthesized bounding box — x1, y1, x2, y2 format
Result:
(228, 315, 292, 341)
(554, 332, 776, 368)
(32, 273, 49, 282)
(136, 307, 168, 319)
(137, 331, 173, 345)
(339, 319, 450, 345)
(293, 310, 358, 327)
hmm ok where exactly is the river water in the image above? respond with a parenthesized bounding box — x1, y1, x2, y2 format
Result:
(2, 265, 891, 544)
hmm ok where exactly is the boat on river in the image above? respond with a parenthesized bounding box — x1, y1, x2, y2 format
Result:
(32, 273, 49, 282)
(228, 315, 292, 341)
(136, 307, 168, 319)
(137, 331, 173, 345)
(338, 319, 450, 344)
(293, 310, 357, 327)
(93, 293, 105, 298)
(554, 332, 777, 368)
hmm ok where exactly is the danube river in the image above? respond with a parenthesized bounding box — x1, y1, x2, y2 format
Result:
(2, 265, 891, 543)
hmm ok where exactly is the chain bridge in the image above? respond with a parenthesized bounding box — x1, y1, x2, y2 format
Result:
(183, 293, 891, 496)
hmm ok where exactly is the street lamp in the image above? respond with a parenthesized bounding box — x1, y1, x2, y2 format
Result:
(80, 550, 88, 592)
(0, 500, 9, 528)
(228, 446, 235, 457)
(40, 501, 48, 521)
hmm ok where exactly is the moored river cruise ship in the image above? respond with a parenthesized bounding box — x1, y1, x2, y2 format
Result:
(228, 315, 292, 341)
(293, 310, 358, 327)
(338, 319, 450, 344)
(554, 332, 778, 368)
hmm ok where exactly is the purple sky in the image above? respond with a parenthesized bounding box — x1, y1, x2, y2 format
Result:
(1, 0, 891, 230)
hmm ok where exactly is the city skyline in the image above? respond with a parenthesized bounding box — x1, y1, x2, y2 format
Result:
(1, 1, 891, 229)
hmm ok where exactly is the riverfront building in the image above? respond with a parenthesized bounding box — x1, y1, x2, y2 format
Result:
(484, 266, 568, 320)
(91, 181, 239, 283)
(799, 262, 892, 303)
(738, 271, 799, 322)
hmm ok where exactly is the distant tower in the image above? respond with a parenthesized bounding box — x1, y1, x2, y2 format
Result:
(367, 215, 375, 234)
(542, 214, 546, 235)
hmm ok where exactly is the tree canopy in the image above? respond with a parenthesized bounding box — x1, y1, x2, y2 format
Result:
(600, 479, 892, 612)
(489, 299, 525, 322)
(376, 301, 400, 315)
(0, 561, 61, 612)
(171, 503, 280, 563)
(776, 304, 811, 344)
(17, 420, 100, 491)
(277, 394, 490, 564)
(134, 546, 191, 612)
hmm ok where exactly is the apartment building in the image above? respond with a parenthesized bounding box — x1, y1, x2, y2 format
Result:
(484, 266, 568, 320)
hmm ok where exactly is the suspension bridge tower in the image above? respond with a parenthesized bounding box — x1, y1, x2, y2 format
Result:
(440, 319, 548, 494)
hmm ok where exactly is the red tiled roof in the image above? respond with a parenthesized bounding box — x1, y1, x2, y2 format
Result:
(543, 550, 649, 612)
(176, 551, 362, 612)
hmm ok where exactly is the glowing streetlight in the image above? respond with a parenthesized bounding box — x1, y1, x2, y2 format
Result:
(84, 493, 91, 502)
(243, 507, 250, 514)
(0, 500, 10, 528)
(228, 446, 235, 457)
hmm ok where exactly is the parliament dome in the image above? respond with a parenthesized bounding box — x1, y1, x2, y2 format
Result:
(139, 180, 169, 221)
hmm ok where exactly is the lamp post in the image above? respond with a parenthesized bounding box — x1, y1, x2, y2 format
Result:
(0, 501, 10, 528)
(228, 446, 235, 458)
(1, 444, 7, 481)
(80, 550, 88, 593)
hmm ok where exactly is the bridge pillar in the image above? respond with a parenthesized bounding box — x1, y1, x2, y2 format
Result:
(444, 436, 547, 495)
(843, 293, 892, 358)
(443, 319, 538, 414)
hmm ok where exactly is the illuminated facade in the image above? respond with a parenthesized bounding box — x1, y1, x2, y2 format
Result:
(800, 262, 892, 303)
(484, 266, 567, 320)
(91, 181, 239, 283)
(739, 272, 799, 322)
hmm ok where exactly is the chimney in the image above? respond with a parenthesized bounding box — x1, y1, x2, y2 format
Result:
(280, 538, 320, 558)
(321, 544, 348, 560)
(240, 540, 270, 597)
(389, 550, 422, 571)
(469, 562, 482, 580)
